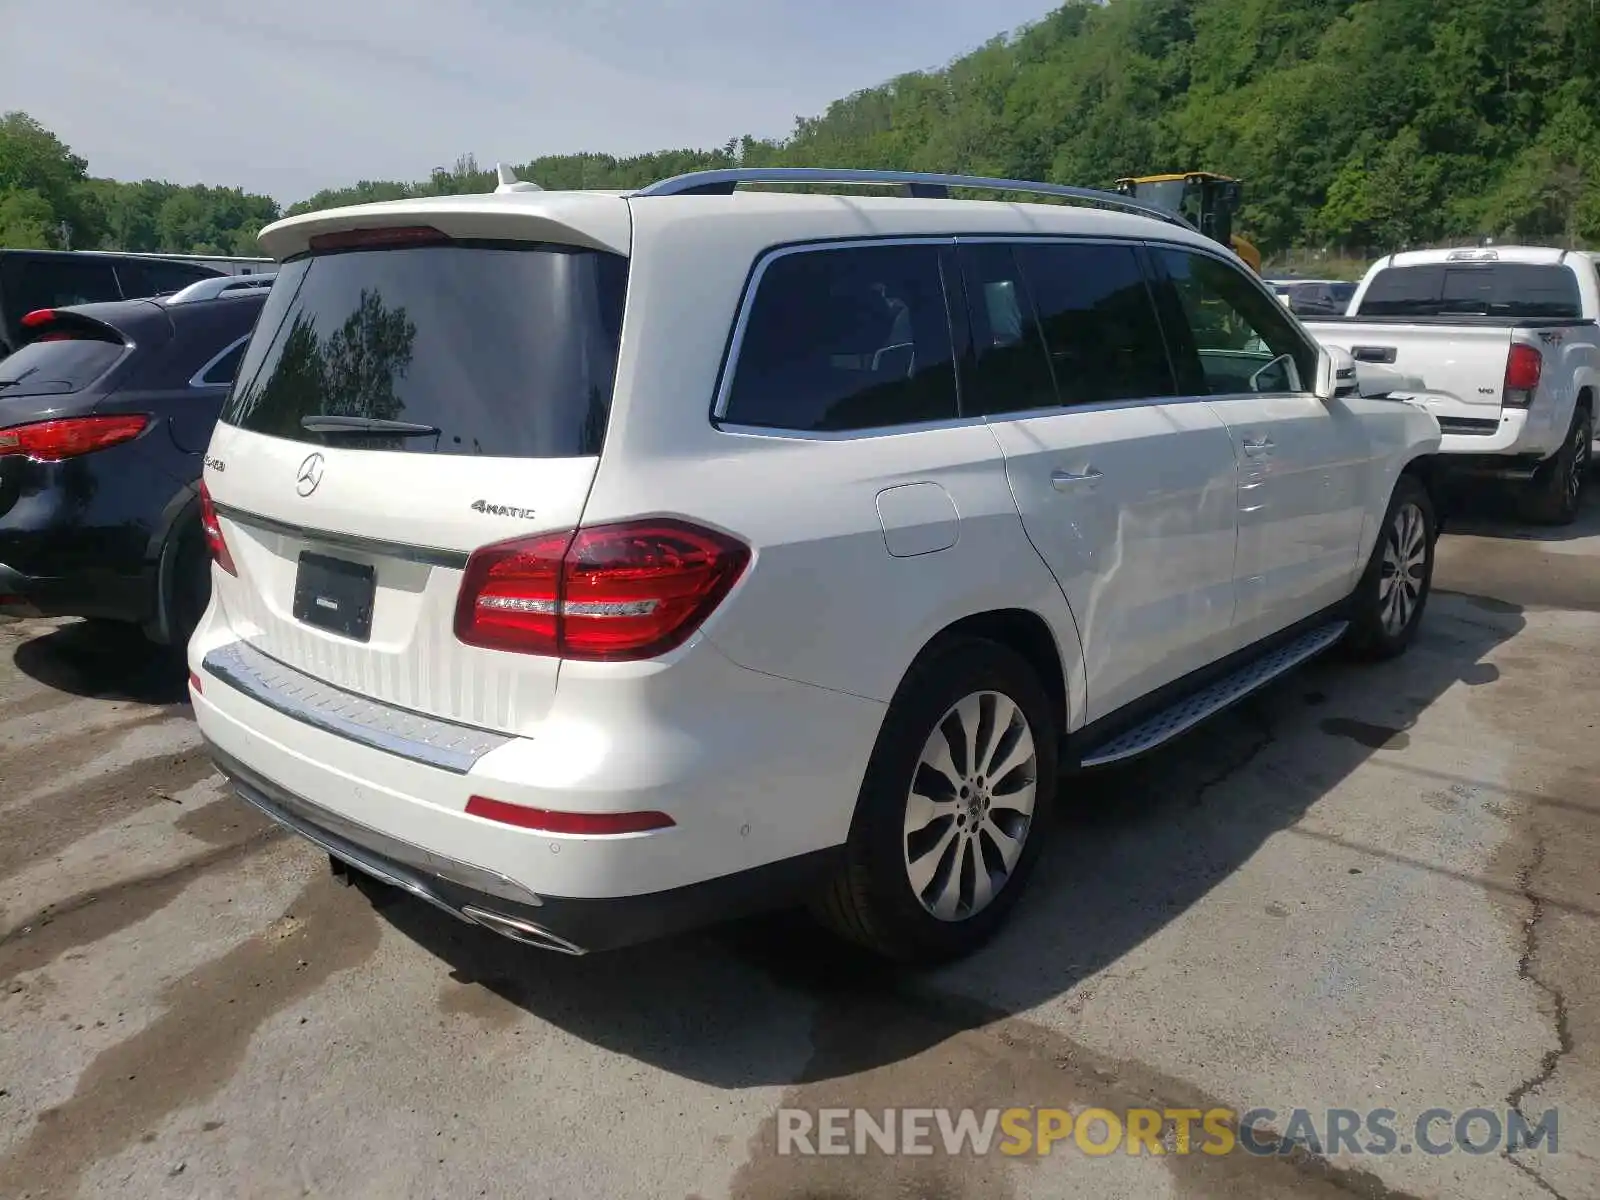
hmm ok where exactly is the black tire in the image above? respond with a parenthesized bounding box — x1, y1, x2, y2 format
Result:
(1519, 405, 1592, 526)
(161, 520, 212, 650)
(811, 637, 1057, 964)
(1344, 473, 1436, 661)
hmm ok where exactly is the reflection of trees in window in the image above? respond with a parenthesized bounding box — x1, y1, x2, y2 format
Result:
(234, 312, 320, 426)
(226, 291, 416, 432)
(320, 290, 417, 422)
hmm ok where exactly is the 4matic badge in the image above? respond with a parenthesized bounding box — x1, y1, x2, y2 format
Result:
(471, 499, 537, 519)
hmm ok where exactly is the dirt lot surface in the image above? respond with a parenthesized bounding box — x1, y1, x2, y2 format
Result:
(1, 502, 1596, 1199)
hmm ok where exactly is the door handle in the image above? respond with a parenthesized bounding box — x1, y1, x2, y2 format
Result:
(1051, 467, 1104, 490)
(1242, 438, 1274, 457)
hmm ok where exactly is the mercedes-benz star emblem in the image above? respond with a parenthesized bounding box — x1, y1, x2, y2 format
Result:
(296, 452, 325, 497)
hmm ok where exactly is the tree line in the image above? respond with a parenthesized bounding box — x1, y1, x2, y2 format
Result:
(5, 0, 1597, 260)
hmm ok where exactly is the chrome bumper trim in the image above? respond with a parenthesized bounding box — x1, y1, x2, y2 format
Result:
(203, 640, 514, 775)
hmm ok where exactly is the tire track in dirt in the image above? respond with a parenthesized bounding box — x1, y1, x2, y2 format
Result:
(0, 872, 381, 1199)
(0, 746, 222, 883)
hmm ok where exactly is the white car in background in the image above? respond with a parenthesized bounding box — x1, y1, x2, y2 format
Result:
(190, 167, 1442, 963)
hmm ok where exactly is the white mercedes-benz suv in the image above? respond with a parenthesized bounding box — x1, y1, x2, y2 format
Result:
(190, 167, 1442, 963)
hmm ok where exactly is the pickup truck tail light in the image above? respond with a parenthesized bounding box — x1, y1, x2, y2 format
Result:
(1502, 344, 1543, 408)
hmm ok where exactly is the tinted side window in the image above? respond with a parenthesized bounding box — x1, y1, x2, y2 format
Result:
(1016, 242, 1175, 405)
(198, 339, 248, 385)
(956, 243, 1057, 415)
(3, 257, 121, 314)
(1155, 248, 1316, 395)
(722, 243, 958, 432)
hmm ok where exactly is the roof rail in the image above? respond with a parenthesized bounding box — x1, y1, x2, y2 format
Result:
(163, 274, 277, 306)
(633, 167, 1190, 228)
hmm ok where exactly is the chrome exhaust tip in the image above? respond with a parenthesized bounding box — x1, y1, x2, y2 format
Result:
(460, 905, 587, 955)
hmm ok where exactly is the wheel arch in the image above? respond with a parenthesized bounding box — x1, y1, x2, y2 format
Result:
(905, 607, 1074, 737)
(141, 481, 202, 646)
(1398, 451, 1444, 536)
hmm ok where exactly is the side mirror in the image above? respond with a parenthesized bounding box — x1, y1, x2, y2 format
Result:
(1315, 346, 1358, 400)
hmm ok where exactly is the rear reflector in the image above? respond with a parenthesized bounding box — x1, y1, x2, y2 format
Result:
(465, 796, 675, 835)
(189, 671, 204, 695)
(309, 225, 450, 252)
(0, 415, 149, 462)
(198, 480, 238, 577)
(455, 519, 750, 661)
(1503, 344, 1542, 408)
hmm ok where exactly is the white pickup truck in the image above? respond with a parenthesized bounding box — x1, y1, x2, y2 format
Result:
(1304, 247, 1598, 524)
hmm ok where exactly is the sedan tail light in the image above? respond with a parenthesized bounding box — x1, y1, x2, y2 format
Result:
(0, 415, 149, 462)
(198, 480, 238, 577)
(454, 519, 750, 660)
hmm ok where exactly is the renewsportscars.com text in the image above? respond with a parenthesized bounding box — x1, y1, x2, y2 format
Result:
(777, 1106, 1559, 1158)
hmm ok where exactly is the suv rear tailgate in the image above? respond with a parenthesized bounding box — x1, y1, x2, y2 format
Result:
(203, 230, 628, 737)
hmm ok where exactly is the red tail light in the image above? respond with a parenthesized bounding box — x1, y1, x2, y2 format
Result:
(454, 519, 750, 660)
(19, 308, 57, 328)
(309, 225, 449, 252)
(198, 481, 238, 577)
(465, 795, 675, 835)
(1503, 344, 1543, 407)
(0, 415, 148, 462)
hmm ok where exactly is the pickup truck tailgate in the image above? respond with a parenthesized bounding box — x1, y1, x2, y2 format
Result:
(1304, 320, 1513, 433)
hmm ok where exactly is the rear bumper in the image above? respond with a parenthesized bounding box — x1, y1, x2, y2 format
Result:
(189, 610, 884, 950)
(208, 741, 841, 953)
(0, 559, 153, 622)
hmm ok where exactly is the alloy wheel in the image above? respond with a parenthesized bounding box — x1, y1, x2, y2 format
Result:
(1379, 501, 1427, 637)
(902, 690, 1038, 921)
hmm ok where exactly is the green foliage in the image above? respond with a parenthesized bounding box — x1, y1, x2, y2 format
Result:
(1, 111, 280, 256)
(7, 0, 1600, 258)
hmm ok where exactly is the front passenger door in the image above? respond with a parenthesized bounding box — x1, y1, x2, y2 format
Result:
(1150, 247, 1370, 650)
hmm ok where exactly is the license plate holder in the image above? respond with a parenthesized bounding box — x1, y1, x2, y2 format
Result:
(292, 552, 376, 642)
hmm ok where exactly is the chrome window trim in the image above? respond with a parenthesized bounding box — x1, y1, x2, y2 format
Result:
(708, 231, 1315, 439)
(188, 333, 251, 389)
(211, 501, 470, 569)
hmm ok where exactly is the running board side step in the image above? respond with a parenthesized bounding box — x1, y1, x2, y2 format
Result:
(1079, 621, 1348, 768)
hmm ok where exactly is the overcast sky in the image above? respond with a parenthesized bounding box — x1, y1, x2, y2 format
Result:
(1, 0, 1057, 204)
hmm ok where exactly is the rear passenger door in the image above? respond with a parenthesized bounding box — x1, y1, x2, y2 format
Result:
(1149, 246, 1370, 649)
(956, 239, 1240, 723)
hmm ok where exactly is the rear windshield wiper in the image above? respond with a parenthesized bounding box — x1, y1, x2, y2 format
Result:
(300, 415, 440, 437)
(0, 366, 41, 390)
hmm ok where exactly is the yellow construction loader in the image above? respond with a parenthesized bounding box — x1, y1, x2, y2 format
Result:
(1114, 173, 1262, 274)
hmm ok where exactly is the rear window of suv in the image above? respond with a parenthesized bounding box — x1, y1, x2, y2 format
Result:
(1358, 263, 1582, 319)
(0, 337, 125, 397)
(222, 243, 628, 458)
